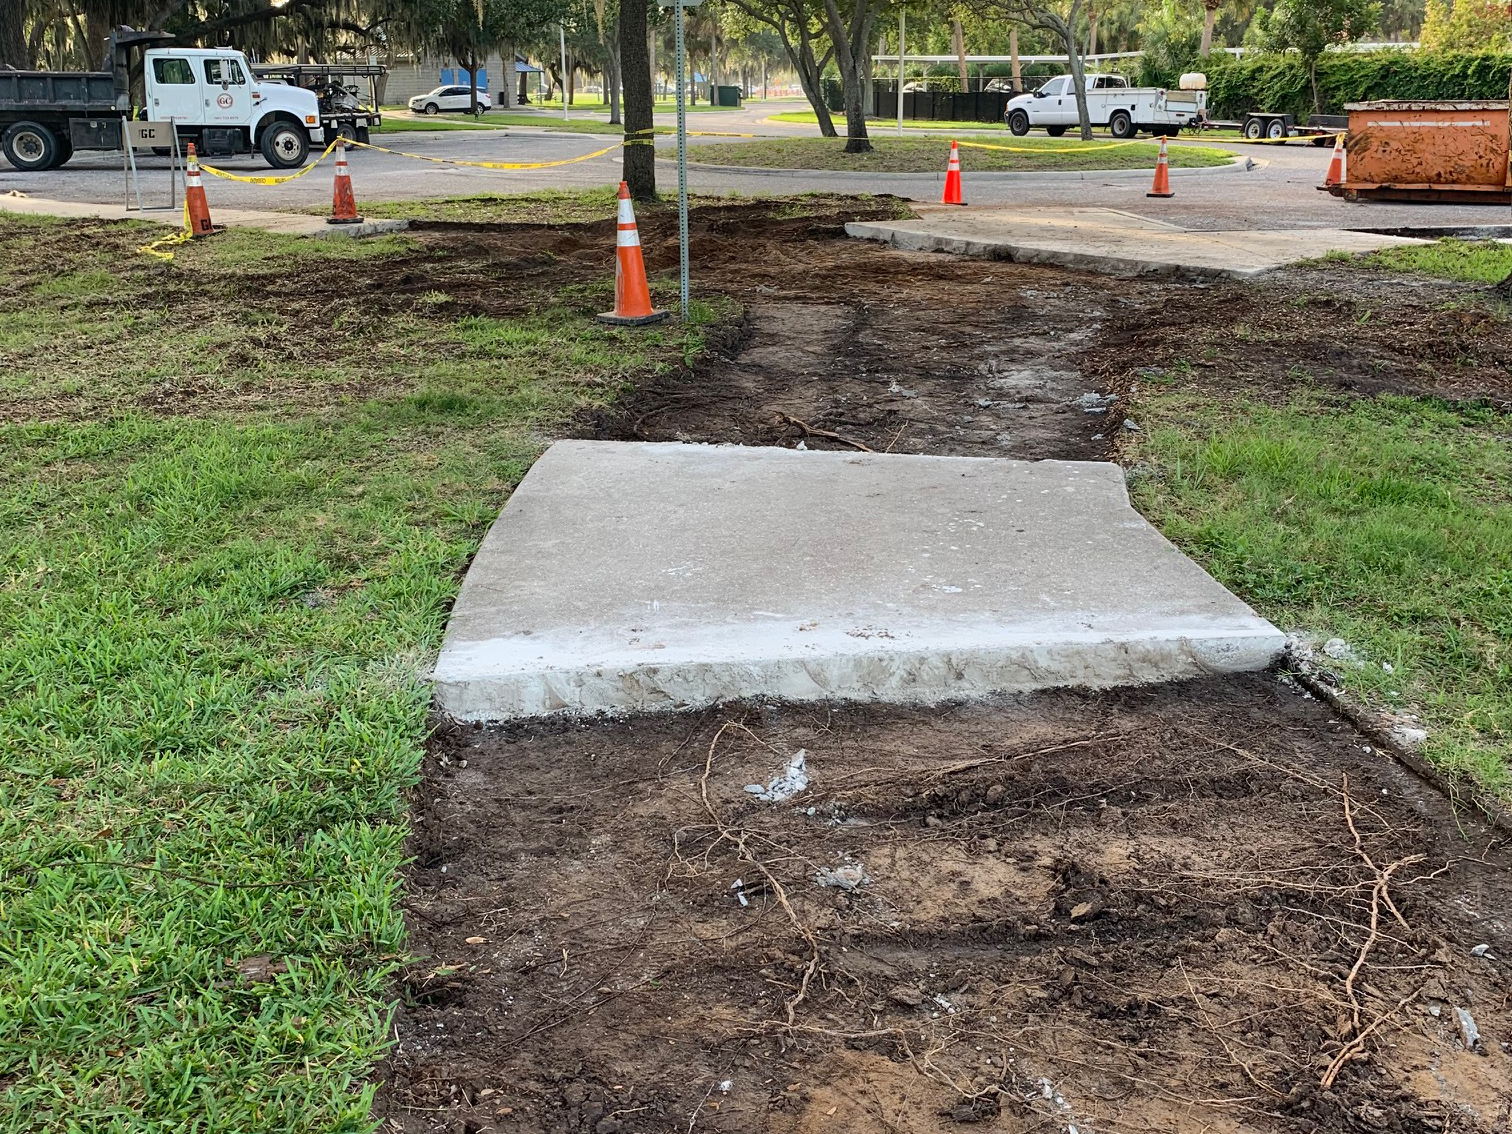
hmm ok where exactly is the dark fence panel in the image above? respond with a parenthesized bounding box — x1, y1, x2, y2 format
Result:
(870, 88, 1012, 123)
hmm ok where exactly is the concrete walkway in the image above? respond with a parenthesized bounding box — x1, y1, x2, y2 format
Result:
(433, 441, 1284, 721)
(0, 192, 407, 238)
(846, 205, 1428, 279)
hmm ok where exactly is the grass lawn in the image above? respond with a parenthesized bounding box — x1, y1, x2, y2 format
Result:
(685, 134, 1236, 171)
(767, 110, 1013, 131)
(376, 113, 665, 136)
(0, 210, 725, 1131)
(1123, 246, 1512, 796)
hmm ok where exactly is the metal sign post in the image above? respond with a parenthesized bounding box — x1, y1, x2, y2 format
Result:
(675, 0, 689, 320)
(658, 0, 700, 321)
(122, 119, 180, 213)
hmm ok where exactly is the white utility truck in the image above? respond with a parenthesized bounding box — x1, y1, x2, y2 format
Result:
(0, 29, 323, 171)
(1004, 72, 1207, 139)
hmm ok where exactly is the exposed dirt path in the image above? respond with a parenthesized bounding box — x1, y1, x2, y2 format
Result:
(377, 204, 1512, 1134)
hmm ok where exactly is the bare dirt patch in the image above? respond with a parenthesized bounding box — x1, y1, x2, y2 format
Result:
(380, 677, 1511, 1134)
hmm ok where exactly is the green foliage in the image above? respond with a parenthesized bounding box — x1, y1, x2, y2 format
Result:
(1136, 0, 1204, 87)
(1205, 48, 1512, 117)
(1265, 0, 1381, 105)
(1421, 0, 1512, 51)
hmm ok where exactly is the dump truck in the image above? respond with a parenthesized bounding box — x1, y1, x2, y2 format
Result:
(0, 29, 322, 172)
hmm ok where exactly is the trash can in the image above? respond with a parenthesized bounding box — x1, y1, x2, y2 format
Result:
(716, 85, 742, 107)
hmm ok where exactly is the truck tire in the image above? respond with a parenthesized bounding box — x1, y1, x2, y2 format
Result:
(2, 121, 59, 172)
(51, 136, 73, 168)
(1108, 110, 1134, 139)
(1243, 116, 1264, 140)
(1266, 118, 1287, 139)
(259, 121, 309, 169)
(1045, 125, 1067, 137)
(1007, 109, 1030, 136)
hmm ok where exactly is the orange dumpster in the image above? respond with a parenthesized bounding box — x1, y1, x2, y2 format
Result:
(1323, 100, 1511, 203)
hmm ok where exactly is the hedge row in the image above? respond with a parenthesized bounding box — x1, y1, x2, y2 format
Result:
(1203, 50, 1512, 119)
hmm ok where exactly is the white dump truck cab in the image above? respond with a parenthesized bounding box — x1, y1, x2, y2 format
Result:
(143, 47, 321, 167)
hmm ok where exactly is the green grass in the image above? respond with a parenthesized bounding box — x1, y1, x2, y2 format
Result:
(0, 211, 725, 1132)
(767, 110, 1015, 131)
(685, 133, 1236, 172)
(1359, 238, 1512, 284)
(1125, 388, 1512, 796)
(376, 113, 666, 136)
(356, 188, 916, 225)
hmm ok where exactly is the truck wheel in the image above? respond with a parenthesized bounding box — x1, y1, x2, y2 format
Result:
(1108, 110, 1134, 139)
(2, 121, 59, 172)
(1045, 125, 1067, 137)
(1007, 110, 1030, 137)
(1243, 117, 1264, 140)
(1266, 118, 1287, 139)
(51, 136, 73, 169)
(259, 121, 309, 169)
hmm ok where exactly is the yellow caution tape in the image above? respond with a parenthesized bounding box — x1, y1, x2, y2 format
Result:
(198, 137, 342, 184)
(345, 138, 618, 169)
(137, 229, 193, 261)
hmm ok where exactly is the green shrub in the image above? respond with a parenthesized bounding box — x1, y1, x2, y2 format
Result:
(1205, 49, 1512, 117)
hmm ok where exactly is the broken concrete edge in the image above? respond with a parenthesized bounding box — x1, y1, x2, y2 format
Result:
(433, 624, 1286, 722)
(1287, 660, 1512, 837)
(676, 154, 1256, 182)
(842, 221, 1269, 279)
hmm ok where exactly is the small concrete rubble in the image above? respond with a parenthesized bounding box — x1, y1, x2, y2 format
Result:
(846, 205, 1427, 280)
(432, 440, 1285, 720)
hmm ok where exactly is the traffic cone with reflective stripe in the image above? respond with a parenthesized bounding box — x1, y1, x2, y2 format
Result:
(327, 139, 363, 225)
(597, 182, 668, 326)
(1322, 132, 1346, 187)
(942, 140, 966, 205)
(184, 143, 215, 236)
(1146, 136, 1175, 198)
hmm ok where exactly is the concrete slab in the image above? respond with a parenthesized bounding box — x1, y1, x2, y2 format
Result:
(433, 441, 1285, 721)
(0, 194, 407, 238)
(846, 205, 1428, 279)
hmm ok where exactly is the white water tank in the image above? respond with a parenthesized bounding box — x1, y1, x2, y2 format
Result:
(1179, 72, 1209, 90)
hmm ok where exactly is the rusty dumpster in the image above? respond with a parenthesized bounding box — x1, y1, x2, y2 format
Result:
(1323, 100, 1511, 203)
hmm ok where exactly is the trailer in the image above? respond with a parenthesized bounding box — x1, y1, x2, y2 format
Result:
(1197, 112, 1347, 143)
(249, 63, 384, 145)
(0, 29, 321, 171)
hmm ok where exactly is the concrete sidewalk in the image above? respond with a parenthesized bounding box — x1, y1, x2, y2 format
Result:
(433, 441, 1284, 721)
(847, 205, 1428, 279)
(0, 193, 407, 238)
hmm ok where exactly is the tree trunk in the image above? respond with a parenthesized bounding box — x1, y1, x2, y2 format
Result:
(1200, 3, 1218, 55)
(467, 49, 480, 114)
(500, 45, 516, 109)
(607, 41, 623, 123)
(0, 0, 26, 69)
(1010, 28, 1021, 92)
(568, 58, 575, 105)
(620, 0, 657, 200)
(821, 0, 873, 153)
(1308, 57, 1320, 112)
(1088, 15, 1098, 59)
(792, 26, 838, 136)
(952, 18, 968, 89)
(1062, 20, 1092, 140)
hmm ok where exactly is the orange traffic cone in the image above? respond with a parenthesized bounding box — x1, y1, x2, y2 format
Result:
(183, 143, 215, 236)
(942, 140, 966, 206)
(1146, 136, 1175, 199)
(1323, 132, 1346, 187)
(327, 139, 363, 225)
(597, 182, 668, 327)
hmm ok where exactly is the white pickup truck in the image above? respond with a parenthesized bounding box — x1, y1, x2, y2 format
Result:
(1004, 73, 1207, 139)
(0, 30, 323, 171)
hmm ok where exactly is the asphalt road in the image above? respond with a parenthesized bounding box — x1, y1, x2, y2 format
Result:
(5, 100, 1508, 232)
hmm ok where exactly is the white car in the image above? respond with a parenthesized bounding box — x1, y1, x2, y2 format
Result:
(409, 85, 492, 115)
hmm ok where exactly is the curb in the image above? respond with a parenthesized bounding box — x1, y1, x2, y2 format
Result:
(671, 154, 1256, 182)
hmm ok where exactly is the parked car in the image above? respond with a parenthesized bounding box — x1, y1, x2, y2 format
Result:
(409, 85, 491, 115)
